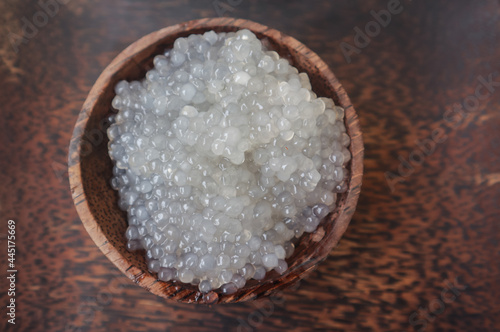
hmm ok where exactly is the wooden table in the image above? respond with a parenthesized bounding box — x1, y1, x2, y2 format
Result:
(1, 0, 499, 331)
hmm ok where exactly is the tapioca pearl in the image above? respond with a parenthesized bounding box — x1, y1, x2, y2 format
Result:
(125, 225, 140, 240)
(170, 49, 186, 67)
(270, 224, 286, 241)
(257, 55, 275, 73)
(235, 230, 252, 245)
(123, 191, 139, 206)
(280, 130, 295, 142)
(180, 105, 198, 118)
(114, 80, 130, 95)
(216, 253, 231, 269)
(334, 181, 348, 194)
(221, 282, 238, 295)
(312, 203, 330, 219)
(282, 242, 294, 259)
(221, 127, 241, 146)
(328, 150, 345, 166)
(342, 148, 351, 163)
(233, 71, 251, 85)
(200, 219, 216, 239)
(247, 77, 264, 92)
(178, 269, 195, 283)
(230, 255, 246, 269)
(262, 253, 279, 269)
(332, 167, 344, 182)
(158, 267, 176, 282)
(324, 109, 337, 125)
(145, 249, 154, 263)
(234, 244, 251, 258)
(141, 235, 154, 251)
(173, 37, 189, 53)
(238, 263, 255, 279)
(153, 55, 169, 71)
(253, 201, 272, 220)
(199, 254, 216, 272)
(203, 30, 218, 45)
(178, 185, 192, 198)
(160, 253, 177, 268)
(224, 199, 244, 218)
(252, 148, 269, 165)
(141, 121, 156, 136)
(211, 139, 225, 155)
(303, 215, 320, 233)
(178, 83, 196, 102)
(276, 191, 292, 205)
(259, 240, 275, 255)
(320, 161, 336, 177)
(274, 245, 286, 260)
(191, 91, 206, 104)
(148, 243, 164, 259)
(192, 240, 208, 255)
(247, 236, 262, 251)
(262, 229, 278, 242)
(167, 201, 183, 216)
(179, 229, 195, 246)
(260, 164, 275, 178)
(278, 81, 291, 96)
(128, 216, 139, 227)
(248, 252, 262, 265)
(182, 253, 198, 269)
(163, 239, 180, 254)
(139, 180, 153, 193)
(253, 266, 266, 280)
(277, 117, 292, 131)
(136, 225, 147, 237)
(152, 230, 166, 244)
(210, 196, 227, 211)
(206, 277, 220, 291)
(219, 240, 235, 254)
(283, 105, 299, 120)
(206, 242, 221, 256)
(294, 224, 305, 238)
(274, 259, 288, 275)
(135, 206, 149, 221)
(283, 217, 296, 230)
(319, 191, 335, 206)
(231, 274, 246, 288)
(199, 279, 213, 292)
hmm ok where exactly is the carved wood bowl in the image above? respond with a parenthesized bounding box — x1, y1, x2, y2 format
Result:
(68, 17, 364, 304)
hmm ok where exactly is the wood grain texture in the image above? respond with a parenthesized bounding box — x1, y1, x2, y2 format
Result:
(68, 17, 363, 305)
(1, 0, 499, 331)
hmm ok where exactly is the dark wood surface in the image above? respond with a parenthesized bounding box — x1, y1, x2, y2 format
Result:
(1, 0, 499, 331)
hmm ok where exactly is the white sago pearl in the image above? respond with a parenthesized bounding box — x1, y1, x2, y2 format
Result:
(107, 29, 351, 293)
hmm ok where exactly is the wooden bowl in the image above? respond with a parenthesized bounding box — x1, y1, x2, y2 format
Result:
(68, 17, 363, 304)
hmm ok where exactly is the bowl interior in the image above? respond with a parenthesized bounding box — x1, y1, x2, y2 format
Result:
(69, 18, 362, 304)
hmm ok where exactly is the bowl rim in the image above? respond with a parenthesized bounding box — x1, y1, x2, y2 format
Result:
(69, 17, 364, 304)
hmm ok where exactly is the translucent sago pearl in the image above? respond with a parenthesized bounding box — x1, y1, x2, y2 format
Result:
(108, 29, 350, 293)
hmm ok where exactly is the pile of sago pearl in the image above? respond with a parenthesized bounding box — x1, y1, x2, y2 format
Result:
(107, 29, 351, 294)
